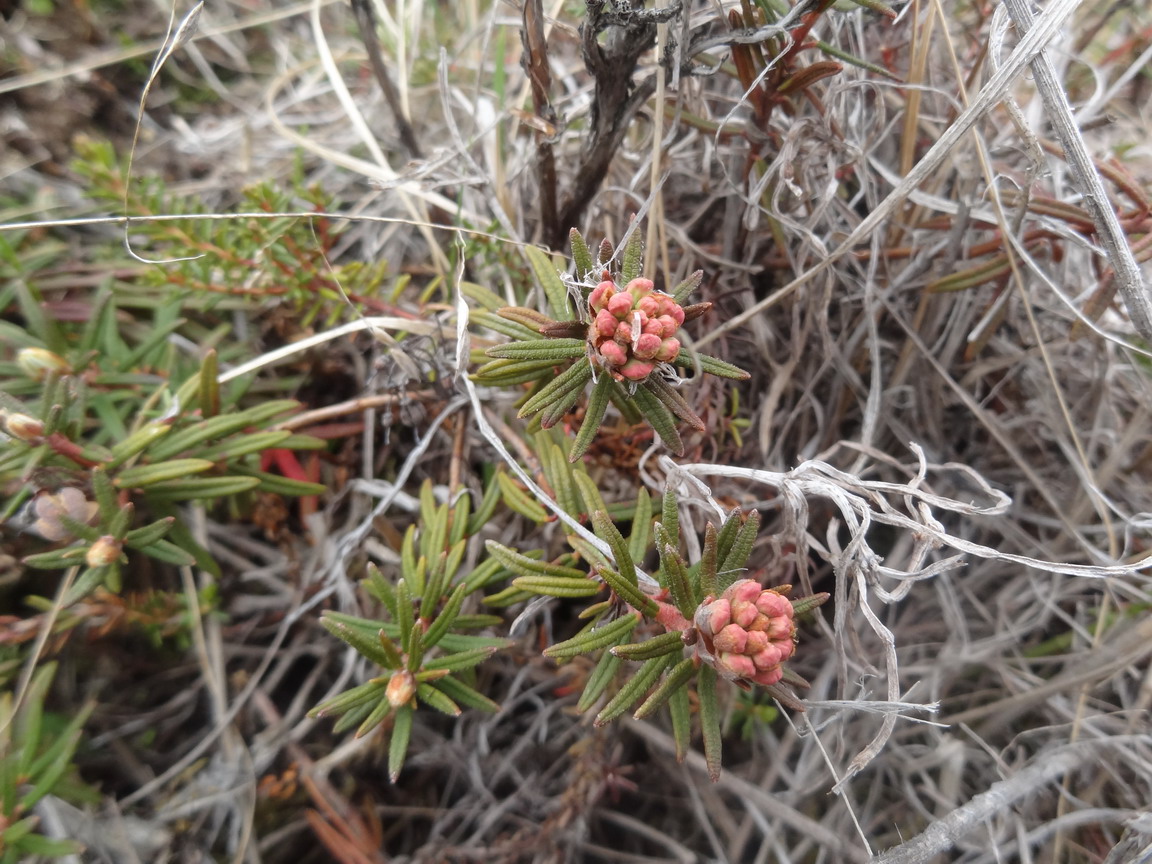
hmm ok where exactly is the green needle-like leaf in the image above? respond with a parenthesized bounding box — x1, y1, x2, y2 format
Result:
(570, 228, 596, 282)
(591, 510, 635, 583)
(422, 646, 498, 672)
(321, 616, 399, 670)
(700, 522, 720, 598)
(524, 245, 570, 318)
(595, 654, 673, 726)
(142, 476, 262, 500)
(611, 630, 685, 661)
(513, 574, 601, 597)
(698, 666, 723, 782)
(620, 230, 643, 284)
(486, 338, 585, 362)
(519, 360, 592, 417)
(432, 676, 501, 713)
(388, 704, 414, 781)
(670, 270, 704, 304)
(631, 384, 684, 455)
(596, 565, 658, 616)
(660, 542, 697, 620)
(577, 648, 623, 712)
(634, 657, 696, 719)
(668, 685, 692, 762)
(791, 592, 831, 617)
(660, 490, 680, 550)
(485, 541, 586, 581)
(719, 509, 761, 589)
(416, 683, 461, 716)
(628, 487, 653, 564)
(544, 614, 638, 659)
(569, 372, 613, 462)
(115, 458, 215, 488)
(643, 377, 705, 430)
(423, 582, 468, 647)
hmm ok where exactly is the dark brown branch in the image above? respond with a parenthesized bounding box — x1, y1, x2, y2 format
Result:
(349, 0, 422, 161)
(522, 0, 559, 247)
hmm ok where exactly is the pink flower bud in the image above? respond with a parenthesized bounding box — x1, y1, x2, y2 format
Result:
(626, 278, 654, 300)
(595, 309, 618, 339)
(656, 338, 681, 363)
(718, 653, 757, 679)
(756, 591, 792, 617)
(713, 623, 748, 653)
(732, 600, 758, 629)
(633, 333, 662, 360)
(696, 598, 730, 636)
(637, 296, 661, 317)
(598, 341, 627, 367)
(607, 293, 634, 317)
(588, 281, 616, 310)
(751, 666, 784, 686)
(752, 645, 783, 670)
(619, 358, 655, 381)
(614, 321, 633, 343)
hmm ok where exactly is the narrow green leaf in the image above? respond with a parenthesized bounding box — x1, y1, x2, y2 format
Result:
(591, 510, 636, 584)
(495, 473, 549, 522)
(611, 630, 685, 661)
(791, 592, 830, 617)
(660, 542, 697, 620)
(544, 614, 638, 659)
(106, 422, 171, 468)
(628, 488, 653, 564)
(485, 541, 585, 580)
(670, 270, 703, 304)
(416, 683, 461, 716)
(321, 616, 398, 669)
(142, 476, 262, 500)
(719, 509, 761, 589)
(715, 509, 742, 566)
(115, 458, 215, 488)
(309, 679, 387, 719)
(700, 522, 720, 599)
(482, 585, 534, 607)
(449, 493, 471, 546)
(620, 229, 644, 284)
(472, 357, 561, 385)
(147, 399, 300, 461)
(569, 227, 596, 282)
(631, 384, 684, 455)
(519, 360, 592, 417)
(396, 579, 414, 655)
(388, 704, 414, 781)
(496, 305, 557, 333)
(123, 516, 176, 547)
(524, 245, 570, 318)
(660, 490, 680, 550)
(422, 646, 497, 672)
(577, 648, 623, 712)
(596, 565, 658, 616)
(669, 684, 691, 761)
(486, 339, 585, 363)
(698, 666, 723, 781)
(643, 377, 705, 430)
(569, 373, 613, 462)
(635, 657, 696, 719)
(363, 563, 397, 616)
(693, 351, 751, 381)
(513, 575, 601, 597)
(195, 429, 293, 462)
(572, 471, 608, 520)
(595, 654, 674, 726)
(334, 699, 378, 734)
(134, 539, 197, 567)
(199, 348, 220, 417)
(432, 675, 501, 713)
(462, 555, 510, 593)
(465, 472, 503, 536)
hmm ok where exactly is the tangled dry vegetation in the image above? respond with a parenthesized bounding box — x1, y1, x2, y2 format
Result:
(2, 0, 1152, 861)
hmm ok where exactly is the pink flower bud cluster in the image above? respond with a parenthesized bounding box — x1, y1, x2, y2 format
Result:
(694, 579, 796, 686)
(587, 276, 684, 382)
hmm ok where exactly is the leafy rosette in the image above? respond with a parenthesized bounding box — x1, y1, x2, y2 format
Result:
(468, 227, 750, 461)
